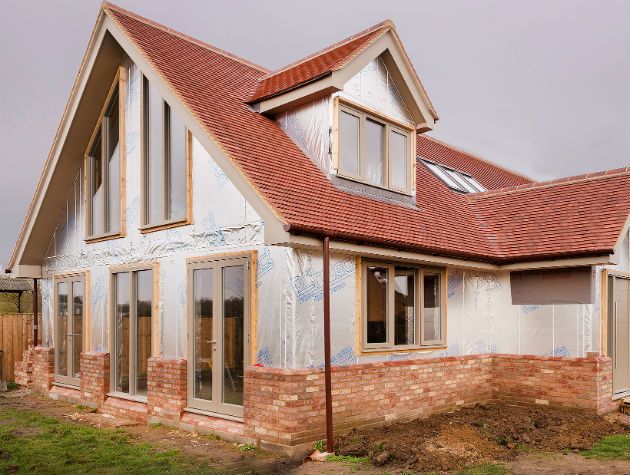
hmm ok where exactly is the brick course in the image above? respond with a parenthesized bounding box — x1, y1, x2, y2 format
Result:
(30, 347, 54, 395)
(80, 352, 110, 407)
(244, 353, 618, 447)
(14, 347, 620, 453)
(147, 357, 187, 421)
(14, 349, 34, 386)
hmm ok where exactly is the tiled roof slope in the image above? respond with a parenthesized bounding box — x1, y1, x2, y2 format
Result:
(417, 135, 531, 189)
(249, 22, 390, 102)
(469, 170, 630, 261)
(104, 4, 630, 264)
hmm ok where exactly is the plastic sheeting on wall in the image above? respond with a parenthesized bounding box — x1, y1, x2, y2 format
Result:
(255, 246, 357, 369)
(41, 58, 263, 357)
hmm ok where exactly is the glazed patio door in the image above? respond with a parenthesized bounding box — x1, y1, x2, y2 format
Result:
(55, 275, 85, 386)
(610, 275, 630, 396)
(188, 256, 249, 417)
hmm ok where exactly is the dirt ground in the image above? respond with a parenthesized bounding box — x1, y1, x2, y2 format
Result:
(4, 391, 630, 474)
(335, 401, 629, 472)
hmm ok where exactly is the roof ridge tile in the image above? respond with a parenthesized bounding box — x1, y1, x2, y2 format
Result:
(259, 19, 393, 81)
(469, 167, 630, 199)
(102, 1, 269, 74)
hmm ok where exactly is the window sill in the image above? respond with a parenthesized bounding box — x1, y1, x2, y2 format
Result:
(52, 380, 80, 390)
(184, 406, 244, 423)
(335, 171, 414, 197)
(359, 345, 447, 356)
(85, 232, 124, 244)
(140, 219, 191, 234)
(107, 392, 148, 404)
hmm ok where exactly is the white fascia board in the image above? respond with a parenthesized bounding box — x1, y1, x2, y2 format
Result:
(11, 265, 42, 279)
(267, 231, 615, 271)
(103, 16, 288, 241)
(8, 15, 108, 270)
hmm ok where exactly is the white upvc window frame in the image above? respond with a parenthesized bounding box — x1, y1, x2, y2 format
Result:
(334, 97, 416, 195)
(362, 260, 446, 351)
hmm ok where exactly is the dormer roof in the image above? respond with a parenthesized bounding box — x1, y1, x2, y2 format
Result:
(247, 20, 438, 130)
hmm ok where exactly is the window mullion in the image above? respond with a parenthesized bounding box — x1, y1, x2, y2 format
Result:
(163, 102, 169, 223)
(418, 269, 424, 345)
(387, 264, 395, 347)
(102, 120, 109, 233)
(384, 124, 390, 189)
(130, 272, 137, 396)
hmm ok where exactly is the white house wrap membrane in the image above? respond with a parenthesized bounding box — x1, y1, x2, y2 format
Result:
(38, 56, 619, 372)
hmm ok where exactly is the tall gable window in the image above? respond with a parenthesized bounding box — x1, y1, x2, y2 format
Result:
(86, 68, 124, 240)
(142, 76, 190, 230)
(335, 98, 414, 194)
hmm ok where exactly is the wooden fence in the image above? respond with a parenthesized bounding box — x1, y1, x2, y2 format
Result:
(0, 313, 42, 382)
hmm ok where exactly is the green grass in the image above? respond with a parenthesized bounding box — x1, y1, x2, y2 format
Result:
(457, 463, 508, 475)
(0, 408, 214, 474)
(327, 454, 370, 464)
(583, 434, 630, 460)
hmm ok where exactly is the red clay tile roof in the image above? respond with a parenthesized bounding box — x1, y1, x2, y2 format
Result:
(469, 169, 630, 261)
(248, 22, 390, 103)
(417, 135, 531, 190)
(104, 3, 630, 264)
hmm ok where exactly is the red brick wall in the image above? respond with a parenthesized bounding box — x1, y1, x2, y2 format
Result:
(492, 353, 611, 411)
(101, 396, 149, 423)
(14, 349, 33, 386)
(244, 355, 494, 446)
(245, 353, 616, 447)
(80, 352, 110, 406)
(147, 357, 187, 421)
(30, 347, 54, 394)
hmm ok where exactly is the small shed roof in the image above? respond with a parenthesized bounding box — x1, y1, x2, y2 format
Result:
(0, 275, 33, 292)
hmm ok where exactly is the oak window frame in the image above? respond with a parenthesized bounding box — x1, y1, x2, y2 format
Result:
(53, 272, 87, 387)
(84, 66, 126, 242)
(140, 75, 192, 234)
(108, 262, 159, 402)
(333, 97, 416, 195)
(361, 261, 446, 352)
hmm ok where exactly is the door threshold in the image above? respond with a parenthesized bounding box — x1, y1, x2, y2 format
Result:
(184, 406, 244, 423)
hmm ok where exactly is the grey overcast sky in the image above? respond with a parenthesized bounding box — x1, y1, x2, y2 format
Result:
(1, 0, 629, 267)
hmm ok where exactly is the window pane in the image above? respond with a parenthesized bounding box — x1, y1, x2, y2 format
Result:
(193, 268, 213, 402)
(145, 77, 165, 225)
(389, 130, 407, 190)
(463, 174, 486, 192)
(135, 270, 153, 396)
(223, 265, 245, 406)
(445, 169, 476, 193)
(115, 272, 131, 393)
(90, 136, 104, 236)
(365, 119, 385, 186)
(56, 282, 68, 376)
(424, 161, 464, 191)
(366, 266, 387, 344)
(423, 274, 441, 342)
(107, 94, 120, 233)
(394, 268, 415, 345)
(72, 281, 83, 379)
(166, 104, 187, 221)
(339, 111, 360, 176)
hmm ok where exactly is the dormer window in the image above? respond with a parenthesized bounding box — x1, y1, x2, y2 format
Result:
(335, 98, 415, 194)
(421, 159, 486, 193)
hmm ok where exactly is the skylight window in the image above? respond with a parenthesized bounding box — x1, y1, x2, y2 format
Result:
(421, 159, 486, 193)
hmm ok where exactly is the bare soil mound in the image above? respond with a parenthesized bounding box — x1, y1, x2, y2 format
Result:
(335, 402, 628, 472)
